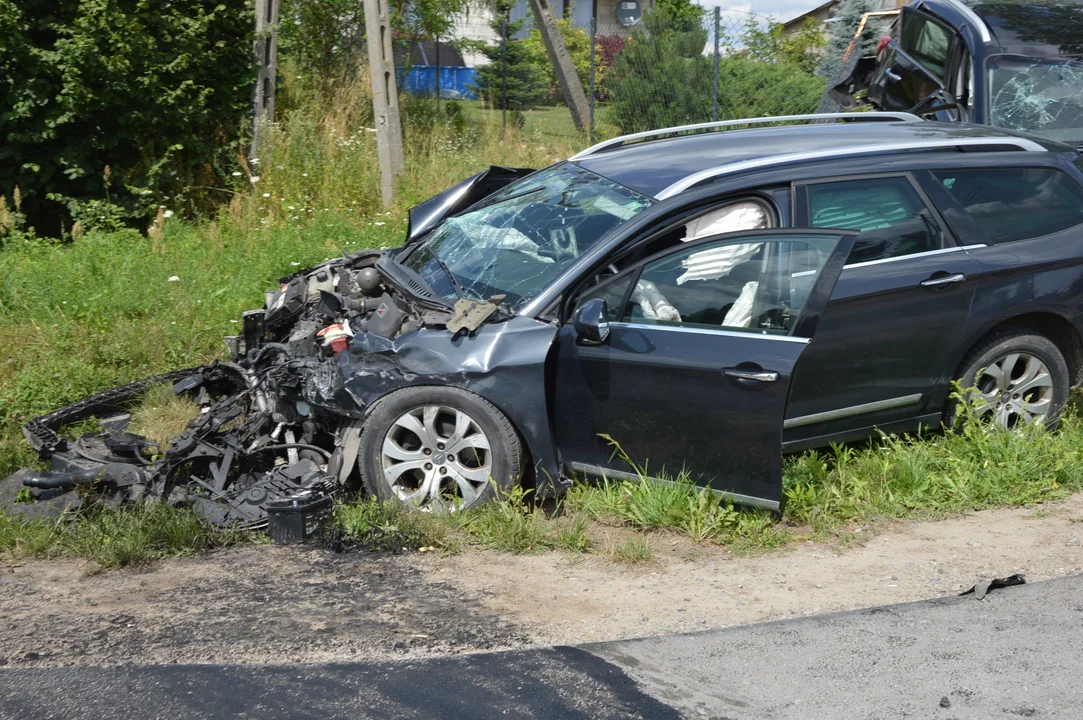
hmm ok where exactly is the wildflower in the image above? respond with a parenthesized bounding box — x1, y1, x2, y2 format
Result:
(251, 158, 260, 165)
(168, 276, 180, 282)
(263, 193, 270, 198)
(232, 171, 242, 177)
(250, 176, 260, 184)
(302, 173, 308, 177)
(290, 262, 301, 266)
(163, 210, 174, 219)
(373, 222, 385, 226)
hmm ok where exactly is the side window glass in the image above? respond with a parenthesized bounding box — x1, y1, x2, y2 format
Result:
(901, 13, 952, 79)
(580, 272, 634, 321)
(623, 235, 837, 335)
(807, 177, 942, 264)
(934, 167, 1083, 244)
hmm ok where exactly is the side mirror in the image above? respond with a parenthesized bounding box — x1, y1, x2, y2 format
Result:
(573, 298, 610, 345)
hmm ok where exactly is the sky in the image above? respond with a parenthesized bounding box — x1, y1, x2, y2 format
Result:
(693, 0, 830, 24)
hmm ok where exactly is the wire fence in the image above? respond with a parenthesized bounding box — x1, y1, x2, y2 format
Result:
(446, 6, 838, 143)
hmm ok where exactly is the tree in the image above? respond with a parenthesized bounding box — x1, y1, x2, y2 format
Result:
(606, 4, 826, 134)
(740, 17, 827, 77)
(0, 0, 252, 233)
(278, 0, 368, 88)
(606, 3, 712, 133)
(817, 0, 890, 83)
(468, 16, 549, 111)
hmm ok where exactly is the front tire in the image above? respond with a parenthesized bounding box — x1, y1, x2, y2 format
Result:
(357, 387, 523, 511)
(948, 329, 1069, 430)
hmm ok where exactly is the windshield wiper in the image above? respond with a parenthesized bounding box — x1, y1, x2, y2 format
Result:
(431, 254, 467, 299)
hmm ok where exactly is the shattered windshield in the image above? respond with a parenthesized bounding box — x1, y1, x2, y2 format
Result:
(988, 55, 1083, 144)
(400, 163, 654, 307)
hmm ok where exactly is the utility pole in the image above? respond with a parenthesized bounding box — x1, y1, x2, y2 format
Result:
(363, 0, 405, 206)
(251, 0, 279, 160)
(528, 0, 590, 133)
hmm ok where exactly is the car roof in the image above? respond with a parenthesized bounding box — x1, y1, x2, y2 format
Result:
(573, 120, 1060, 198)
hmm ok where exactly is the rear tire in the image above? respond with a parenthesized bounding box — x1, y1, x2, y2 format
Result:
(357, 387, 523, 511)
(946, 329, 1069, 430)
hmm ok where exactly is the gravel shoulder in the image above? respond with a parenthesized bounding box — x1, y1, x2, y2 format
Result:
(2, 493, 1081, 668)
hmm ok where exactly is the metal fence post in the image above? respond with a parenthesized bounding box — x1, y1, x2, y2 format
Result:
(501, 15, 508, 129)
(589, 18, 596, 144)
(712, 6, 720, 123)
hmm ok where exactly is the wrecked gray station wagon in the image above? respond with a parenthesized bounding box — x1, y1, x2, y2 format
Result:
(8, 111, 1083, 522)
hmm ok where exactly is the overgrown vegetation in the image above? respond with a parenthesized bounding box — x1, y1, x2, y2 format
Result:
(0, 0, 253, 233)
(783, 399, 1083, 530)
(606, 3, 825, 133)
(0, 502, 250, 571)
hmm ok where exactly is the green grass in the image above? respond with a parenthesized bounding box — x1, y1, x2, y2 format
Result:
(0, 502, 253, 571)
(782, 403, 1083, 532)
(607, 536, 655, 564)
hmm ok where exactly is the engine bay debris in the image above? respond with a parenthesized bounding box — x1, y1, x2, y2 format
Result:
(0, 247, 509, 529)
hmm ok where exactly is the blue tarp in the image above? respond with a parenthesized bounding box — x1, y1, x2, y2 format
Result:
(402, 66, 478, 100)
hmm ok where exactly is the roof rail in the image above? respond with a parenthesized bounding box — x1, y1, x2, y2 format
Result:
(655, 136, 1047, 200)
(569, 112, 923, 160)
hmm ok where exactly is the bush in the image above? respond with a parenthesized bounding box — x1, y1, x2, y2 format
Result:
(606, 5, 713, 133)
(607, 6, 826, 134)
(0, 0, 253, 233)
(522, 18, 593, 103)
(468, 17, 549, 111)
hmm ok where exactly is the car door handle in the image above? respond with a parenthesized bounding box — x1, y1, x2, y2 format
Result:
(920, 272, 966, 287)
(884, 69, 902, 83)
(723, 368, 779, 383)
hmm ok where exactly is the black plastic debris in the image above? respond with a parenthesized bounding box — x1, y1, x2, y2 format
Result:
(960, 574, 1027, 600)
(266, 492, 333, 544)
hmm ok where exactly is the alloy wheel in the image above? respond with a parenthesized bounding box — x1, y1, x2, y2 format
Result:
(379, 404, 493, 510)
(974, 352, 1054, 428)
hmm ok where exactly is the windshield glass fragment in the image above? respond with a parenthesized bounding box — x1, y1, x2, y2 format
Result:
(988, 55, 1083, 143)
(401, 163, 654, 307)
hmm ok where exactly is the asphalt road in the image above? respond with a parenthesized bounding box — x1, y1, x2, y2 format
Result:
(2, 574, 1080, 719)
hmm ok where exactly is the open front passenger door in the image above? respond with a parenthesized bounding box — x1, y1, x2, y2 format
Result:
(553, 229, 857, 510)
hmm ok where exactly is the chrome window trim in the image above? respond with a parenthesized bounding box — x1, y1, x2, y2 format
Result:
(941, 0, 992, 43)
(783, 393, 924, 429)
(569, 462, 780, 511)
(842, 243, 987, 270)
(655, 138, 1047, 200)
(569, 112, 923, 160)
(617, 321, 810, 344)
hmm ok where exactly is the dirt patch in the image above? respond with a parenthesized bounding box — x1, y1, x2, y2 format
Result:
(0, 546, 531, 668)
(432, 494, 1083, 645)
(2, 494, 1081, 668)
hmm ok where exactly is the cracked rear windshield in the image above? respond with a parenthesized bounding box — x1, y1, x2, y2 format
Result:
(988, 55, 1083, 144)
(401, 163, 653, 307)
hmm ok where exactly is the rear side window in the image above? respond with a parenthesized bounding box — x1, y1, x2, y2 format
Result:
(900, 12, 952, 79)
(933, 167, 1083, 244)
(806, 176, 942, 264)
